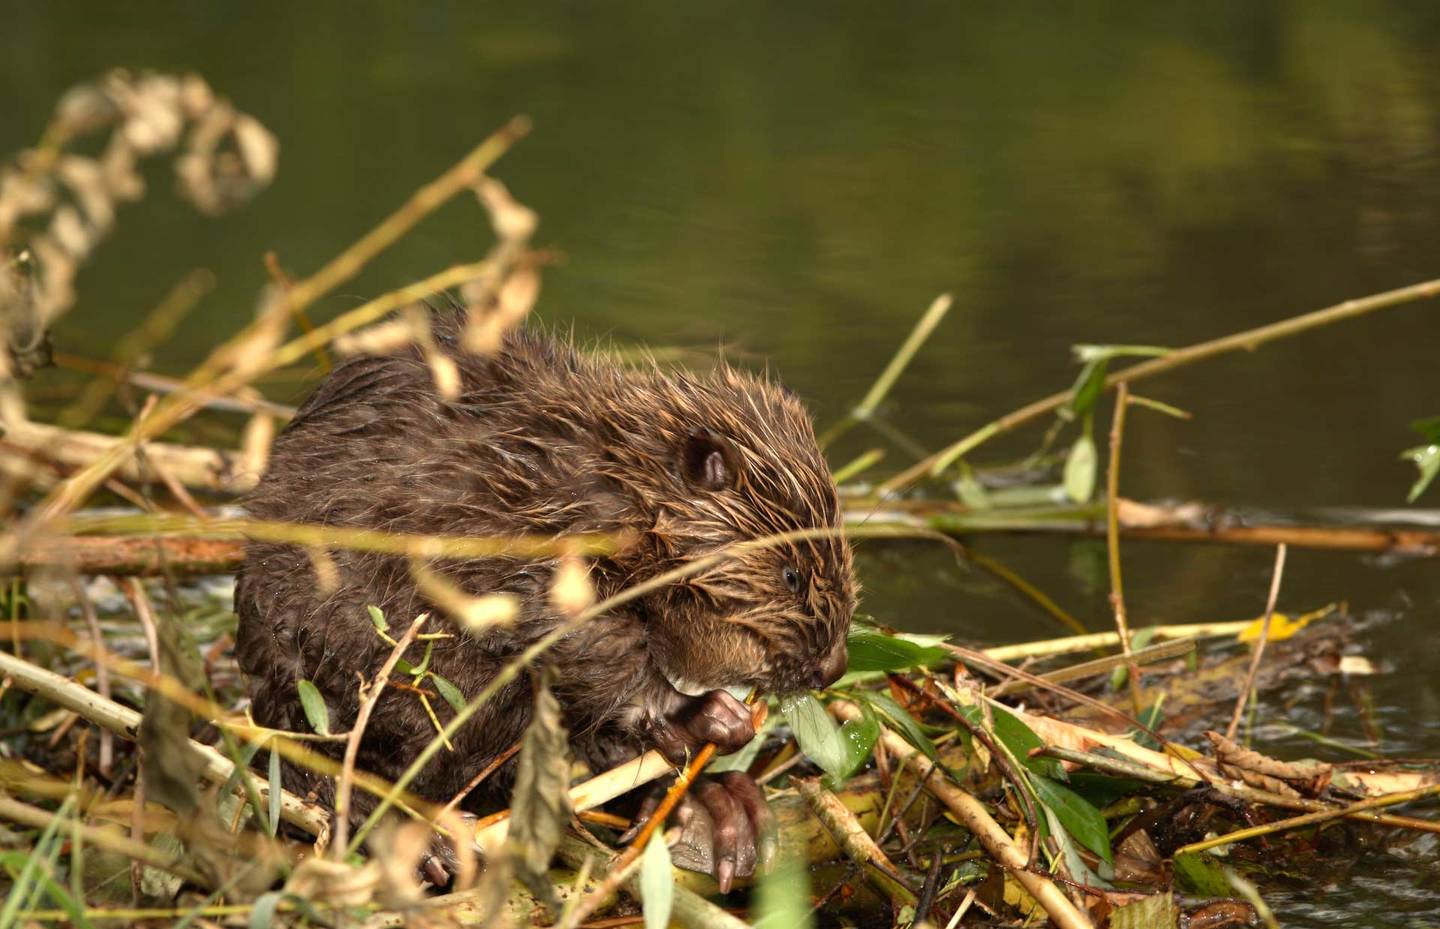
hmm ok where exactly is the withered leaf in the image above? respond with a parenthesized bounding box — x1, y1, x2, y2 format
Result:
(505, 668, 572, 906)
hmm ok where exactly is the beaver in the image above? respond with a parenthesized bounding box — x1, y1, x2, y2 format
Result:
(233, 309, 856, 890)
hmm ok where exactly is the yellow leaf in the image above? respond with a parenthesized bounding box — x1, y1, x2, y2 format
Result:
(1236, 603, 1337, 643)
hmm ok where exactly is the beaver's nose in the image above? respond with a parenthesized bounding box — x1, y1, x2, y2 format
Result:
(813, 639, 849, 689)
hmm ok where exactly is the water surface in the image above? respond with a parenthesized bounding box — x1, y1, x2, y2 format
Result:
(4, 4, 1440, 923)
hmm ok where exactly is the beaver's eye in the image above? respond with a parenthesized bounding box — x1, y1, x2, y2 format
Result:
(782, 566, 801, 594)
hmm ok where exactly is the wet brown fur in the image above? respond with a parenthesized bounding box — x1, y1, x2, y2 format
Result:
(234, 311, 856, 824)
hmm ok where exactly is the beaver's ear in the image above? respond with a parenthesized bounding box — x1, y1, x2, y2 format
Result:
(681, 427, 738, 491)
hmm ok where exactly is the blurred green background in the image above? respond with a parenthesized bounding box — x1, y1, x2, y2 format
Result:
(4, 6, 1440, 917)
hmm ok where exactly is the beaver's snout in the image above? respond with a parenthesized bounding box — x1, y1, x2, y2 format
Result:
(814, 638, 849, 689)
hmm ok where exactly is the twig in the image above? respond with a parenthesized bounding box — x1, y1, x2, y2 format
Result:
(1225, 544, 1288, 740)
(819, 293, 951, 447)
(1173, 782, 1440, 857)
(472, 751, 675, 854)
(847, 497, 1440, 556)
(69, 578, 113, 774)
(793, 776, 918, 907)
(0, 641, 327, 835)
(332, 612, 431, 856)
(879, 275, 1440, 493)
(1105, 383, 1144, 716)
(0, 793, 206, 887)
(438, 739, 521, 820)
(829, 701, 1095, 929)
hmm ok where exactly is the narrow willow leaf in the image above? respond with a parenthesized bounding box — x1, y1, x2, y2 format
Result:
(1412, 415, 1440, 443)
(366, 605, 388, 633)
(1063, 428, 1097, 503)
(267, 743, 282, 837)
(780, 693, 847, 778)
(640, 831, 673, 929)
(1402, 444, 1439, 502)
(754, 852, 814, 929)
(829, 701, 881, 785)
(1173, 852, 1231, 896)
(1126, 393, 1191, 420)
(1032, 774, 1113, 864)
(845, 631, 948, 673)
(860, 691, 939, 764)
(295, 679, 330, 736)
(429, 672, 467, 713)
(989, 705, 1065, 781)
(411, 639, 435, 678)
(1067, 359, 1109, 418)
(954, 461, 992, 508)
(1072, 343, 1171, 363)
(248, 892, 284, 929)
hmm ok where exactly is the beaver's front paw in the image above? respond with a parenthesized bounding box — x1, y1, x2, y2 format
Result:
(647, 689, 755, 765)
(621, 771, 776, 893)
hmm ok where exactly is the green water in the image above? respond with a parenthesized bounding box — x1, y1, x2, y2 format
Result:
(5, 3, 1440, 923)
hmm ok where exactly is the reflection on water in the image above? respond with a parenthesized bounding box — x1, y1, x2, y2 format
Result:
(4, 4, 1440, 923)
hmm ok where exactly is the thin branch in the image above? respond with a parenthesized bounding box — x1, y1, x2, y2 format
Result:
(332, 611, 431, 857)
(880, 276, 1440, 493)
(819, 293, 952, 447)
(1105, 383, 1144, 716)
(1225, 544, 1289, 740)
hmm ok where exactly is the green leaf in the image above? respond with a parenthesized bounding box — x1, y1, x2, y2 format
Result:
(1401, 443, 1439, 503)
(1173, 852, 1231, 896)
(1067, 359, 1110, 419)
(1413, 416, 1440, 444)
(827, 701, 881, 786)
(1072, 344, 1171, 364)
(753, 852, 814, 929)
(954, 461, 992, 509)
(989, 706, 1065, 781)
(845, 631, 948, 673)
(367, 605, 388, 633)
(1063, 427, 1097, 503)
(295, 679, 330, 736)
(860, 691, 940, 765)
(248, 892, 284, 929)
(267, 742, 282, 837)
(781, 693, 847, 778)
(429, 673, 467, 713)
(640, 831, 673, 929)
(411, 640, 435, 678)
(1031, 774, 1112, 865)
